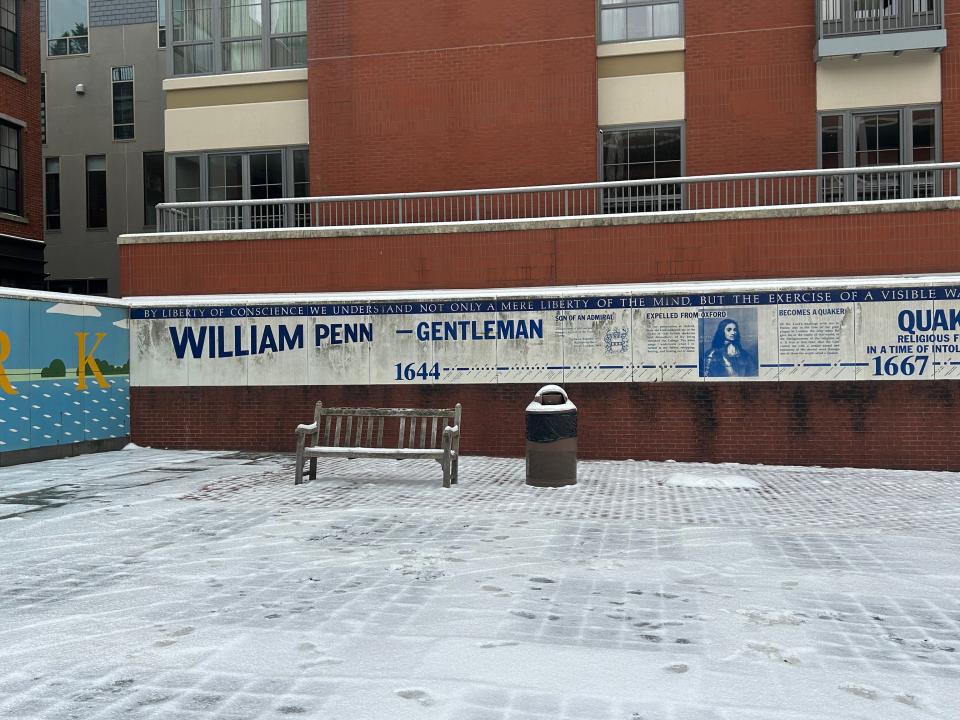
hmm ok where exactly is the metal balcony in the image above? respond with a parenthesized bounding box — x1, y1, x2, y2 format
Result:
(816, 0, 946, 59)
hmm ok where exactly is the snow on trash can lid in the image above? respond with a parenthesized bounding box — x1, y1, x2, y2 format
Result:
(526, 385, 576, 413)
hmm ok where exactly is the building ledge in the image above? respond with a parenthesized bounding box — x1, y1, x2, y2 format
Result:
(163, 67, 308, 92)
(597, 38, 685, 58)
(119, 197, 960, 245)
(816, 28, 946, 59)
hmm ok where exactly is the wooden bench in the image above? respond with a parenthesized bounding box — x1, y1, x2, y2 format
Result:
(294, 402, 462, 487)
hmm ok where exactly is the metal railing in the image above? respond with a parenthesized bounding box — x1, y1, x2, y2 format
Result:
(154, 162, 960, 233)
(818, 0, 943, 38)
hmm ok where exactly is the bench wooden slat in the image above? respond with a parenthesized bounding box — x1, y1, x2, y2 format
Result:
(318, 407, 457, 418)
(376, 416, 384, 448)
(303, 446, 445, 460)
(408, 417, 416, 447)
(430, 416, 439, 449)
(398, 417, 406, 449)
(344, 416, 353, 447)
(322, 415, 332, 445)
(334, 416, 343, 447)
(365, 416, 374, 447)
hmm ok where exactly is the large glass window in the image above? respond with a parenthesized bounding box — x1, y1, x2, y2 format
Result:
(170, 147, 307, 228)
(600, 125, 682, 212)
(48, 0, 89, 56)
(172, 0, 305, 74)
(45, 157, 61, 230)
(112, 66, 135, 140)
(86, 155, 107, 228)
(819, 105, 940, 201)
(143, 152, 165, 226)
(0, 0, 17, 73)
(599, 0, 681, 43)
(0, 121, 20, 215)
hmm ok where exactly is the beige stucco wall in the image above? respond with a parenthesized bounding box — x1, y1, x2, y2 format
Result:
(598, 72, 685, 126)
(164, 69, 309, 152)
(817, 53, 941, 110)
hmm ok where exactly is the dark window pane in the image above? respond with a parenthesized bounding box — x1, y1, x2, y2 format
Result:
(174, 43, 213, 74)
(143, 152, 164, 226)
(86, 155, 107, 228)
(45, 157, 60, 230)
(628, 129, 655, 164)
(0, 121, 20, 215)
(821, 114, 843, 155)
(270, 34, 305, 67)
(912, 109, 936, 158)
(628, 163, 655, 181)
(175, 155, 201, 201)
(0, 0, 17, 73)
(656, 160, 681, 178)
(655, 126, 682, 162)
(602, 130, 627, 166)
(292, 148, 308, 195)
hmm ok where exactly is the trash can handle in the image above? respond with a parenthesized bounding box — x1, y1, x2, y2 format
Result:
(534, 384, 568, 403)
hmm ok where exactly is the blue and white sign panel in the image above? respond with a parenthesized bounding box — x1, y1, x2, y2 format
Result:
(129, 281, 960, 386)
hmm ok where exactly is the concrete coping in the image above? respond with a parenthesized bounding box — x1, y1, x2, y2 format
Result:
(119, 197, 960, 246)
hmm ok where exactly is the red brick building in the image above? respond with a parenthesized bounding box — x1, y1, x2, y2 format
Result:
(126, 0, 960, 470)
(0, 0, 44, 287)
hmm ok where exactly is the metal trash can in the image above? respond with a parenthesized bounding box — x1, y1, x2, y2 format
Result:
(525, 384, 577, 487)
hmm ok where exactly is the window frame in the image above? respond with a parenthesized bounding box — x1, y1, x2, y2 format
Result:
(111, 66, 136, 141)
(817, 104, 941, 201)
(597, 0, 683, 44)
(142, 151, 165, 228)
(0, 0, 19, 74)
(597, 121, 685, 213)
(45, 156, 60, 230)
(85, 154, 108, 229)
(47, 0, 90, 57)
(158, 0, 167, 48)
(167, 146, 308, 228)
(0, 118, 22, 217)
(168, 0, 306, 76)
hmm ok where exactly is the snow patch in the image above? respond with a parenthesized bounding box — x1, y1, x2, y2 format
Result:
(46, 303, 102, 317)
(664, 473, 761, 489)
(395, 688, 435, 706)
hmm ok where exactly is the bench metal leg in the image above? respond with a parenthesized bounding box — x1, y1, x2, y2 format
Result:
(308, 457, 317, 481)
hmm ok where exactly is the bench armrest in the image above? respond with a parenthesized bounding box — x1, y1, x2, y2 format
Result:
(296, 422, 318, 435)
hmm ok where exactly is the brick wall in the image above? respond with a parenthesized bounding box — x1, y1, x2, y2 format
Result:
(307, 0, 598, 195)
(121, 207, 960, 296)
(0, 0, 42, 243)
(684, 0, 818, 174)
(130, 381, 960, 471)
(940, 0, 960, 160)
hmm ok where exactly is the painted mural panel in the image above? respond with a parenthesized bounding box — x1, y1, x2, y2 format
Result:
(129, 282, 960, 389)
(0, 296, 129, 452)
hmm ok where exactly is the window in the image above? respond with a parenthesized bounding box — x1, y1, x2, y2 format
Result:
(86, 155, 107, 228)
(0, 120, 20, 216)
(143, 152, 165, 226)
(0, 0, 17, 73)
(819, 105, 940, 201)
(45, 158, 60, 230)
(112, 66, 135, 140)
(599, 0, 681, 43)
(40, 73, 47, 144)
(600, 124, 682, 212)
(173, 0, 305, 75)
(170, 147, 307, 228)
(158, 0, 167, 47)
(48, 0, 89, 56)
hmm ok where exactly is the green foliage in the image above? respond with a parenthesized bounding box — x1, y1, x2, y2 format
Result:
(40, 359, 66, 378)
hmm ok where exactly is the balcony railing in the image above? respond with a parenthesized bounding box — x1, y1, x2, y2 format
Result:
(818, 0, 943, 38)
(154, 162, 960, 233)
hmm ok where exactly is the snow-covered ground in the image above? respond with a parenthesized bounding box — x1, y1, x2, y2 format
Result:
(0, 449, 958, 720)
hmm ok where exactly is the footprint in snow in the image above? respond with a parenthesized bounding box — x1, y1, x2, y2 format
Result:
(664, 663, 689, 674)
(840, 683, 878, 700)
(511, 610, 536, 619)
(478, 640, 519, 648)
(395, 688, 435, 706)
